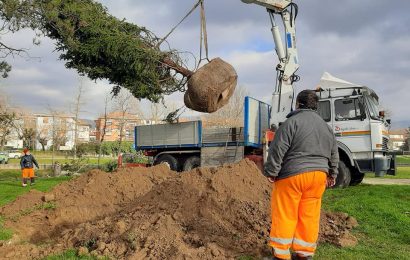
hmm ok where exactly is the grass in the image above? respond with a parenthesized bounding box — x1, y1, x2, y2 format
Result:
(43, 249, 109, 260)
(316, 185, 410, 260)
(8, 157, 115, 165)
(366, 167, 410, 179)
(1, 169, 410, 259)
(0, 169, 71, 242)
(0, 170, 71, 207)
(397, 155, 410, 164)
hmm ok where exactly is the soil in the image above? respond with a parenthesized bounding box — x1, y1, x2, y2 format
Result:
(184, 58, 237, 113)
(0, 160, 358, 259)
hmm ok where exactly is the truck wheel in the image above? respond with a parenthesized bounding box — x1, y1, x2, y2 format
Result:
(334, 161, 351, 188)
(183, 156, 200, 171)
(154, 154, 179, 171)
(350, 169, 365, 186)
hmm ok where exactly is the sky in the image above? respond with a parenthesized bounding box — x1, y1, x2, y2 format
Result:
(1, 0, 409, 128)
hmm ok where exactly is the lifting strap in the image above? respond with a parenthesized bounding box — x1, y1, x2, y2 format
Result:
(157, 0, 210, 70)
(198, 0, 210, 68)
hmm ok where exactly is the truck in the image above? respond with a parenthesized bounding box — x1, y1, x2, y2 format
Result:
(133, 74, 395, 188)
(130, 0, 395, 188)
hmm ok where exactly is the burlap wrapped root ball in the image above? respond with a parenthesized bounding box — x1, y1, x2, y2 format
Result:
(184, 58, 238, 113)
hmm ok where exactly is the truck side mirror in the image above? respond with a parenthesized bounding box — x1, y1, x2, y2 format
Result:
(386, 119, 391, 124)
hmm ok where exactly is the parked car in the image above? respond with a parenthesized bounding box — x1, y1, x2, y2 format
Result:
(8, 150, 22, 159)
(0, 152, 9, 164)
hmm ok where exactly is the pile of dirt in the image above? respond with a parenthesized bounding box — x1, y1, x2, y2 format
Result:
(0, 160, 358, 259)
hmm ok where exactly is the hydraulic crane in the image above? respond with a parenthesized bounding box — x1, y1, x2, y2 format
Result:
(241, 0, 300, 127)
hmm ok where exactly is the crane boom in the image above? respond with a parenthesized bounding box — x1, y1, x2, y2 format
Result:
(241, 0, 299, 126)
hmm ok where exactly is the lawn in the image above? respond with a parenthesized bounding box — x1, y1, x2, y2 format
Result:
(8, 157, 115, 165)
(1, 169, 409, 259)
(396, 155, 410, 165)
(316, 184, 410, 260)
(0, 170, 71, 207)
(366, 167, 410, 179)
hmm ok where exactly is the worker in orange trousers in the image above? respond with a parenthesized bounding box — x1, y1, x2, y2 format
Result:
(20, 148, 40, 187)
(264, 90, 339, 260)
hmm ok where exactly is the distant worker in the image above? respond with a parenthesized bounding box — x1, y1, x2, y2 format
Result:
(264, 90, 339, 260)
(20, 148, 40, 187)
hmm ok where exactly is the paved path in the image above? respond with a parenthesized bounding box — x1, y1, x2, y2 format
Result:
(362, 178, 410, 185)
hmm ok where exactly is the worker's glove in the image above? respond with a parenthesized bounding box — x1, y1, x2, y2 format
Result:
(326, 176, 336, 188)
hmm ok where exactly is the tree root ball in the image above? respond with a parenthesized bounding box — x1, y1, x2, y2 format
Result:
(184, 58, 238, 113)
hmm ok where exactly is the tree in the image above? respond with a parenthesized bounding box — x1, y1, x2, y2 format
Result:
(36, 126, 49, 151)
(0, 95, 16, 150)
(71, 77, 86, 159)
(0, 1, 41, 77)
(112, 90, 141, 155)
(0, 0, 191, 101)
(12, 111, 36, 149)
(402, 127, 410, 152)
(97, 92, 110, 167)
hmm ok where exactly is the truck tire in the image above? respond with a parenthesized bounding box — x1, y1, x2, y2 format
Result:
(334, 161, 351, 188)
(183, 156, 200, 171)
(350, 169, 365, 186)
(154, 154, 179, 171)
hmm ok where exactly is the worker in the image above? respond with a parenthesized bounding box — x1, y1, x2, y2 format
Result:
(264, 90, 339, 260)
(20, 148, 39, 187)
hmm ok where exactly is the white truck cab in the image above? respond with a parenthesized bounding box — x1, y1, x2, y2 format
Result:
(316, 72, 395, 187)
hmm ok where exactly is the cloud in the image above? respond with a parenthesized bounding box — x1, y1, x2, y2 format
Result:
(0, 0, 409, 128)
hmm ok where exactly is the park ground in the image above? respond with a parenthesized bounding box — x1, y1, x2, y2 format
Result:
(0, 166, 409, 260)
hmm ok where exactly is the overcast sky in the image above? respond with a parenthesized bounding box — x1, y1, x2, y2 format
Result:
(1, 0, 409, 127)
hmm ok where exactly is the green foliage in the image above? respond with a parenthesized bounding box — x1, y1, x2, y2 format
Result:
(44, 249, 109, 260)
(100, 141, 133, 156)
(0, 217, 13, 241)
(0, 0, 188, 102)
(100, 160, 117, 172)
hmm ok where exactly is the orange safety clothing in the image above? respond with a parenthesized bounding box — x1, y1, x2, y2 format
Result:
(22, 168, 35, 179)
(269, 170, 327, 259)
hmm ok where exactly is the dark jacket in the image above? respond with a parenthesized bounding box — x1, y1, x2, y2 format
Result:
(264, 109, 339, 180)
(20, 154, 39, 169)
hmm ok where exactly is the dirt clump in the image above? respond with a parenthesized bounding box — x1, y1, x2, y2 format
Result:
(184, 58, 237, 113)
(0, 159, 358, 259)
(320, 212, 359, 247)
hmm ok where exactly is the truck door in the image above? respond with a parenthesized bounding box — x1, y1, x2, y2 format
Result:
(317, 100, 332, 128)
(333, 97, 371, 153)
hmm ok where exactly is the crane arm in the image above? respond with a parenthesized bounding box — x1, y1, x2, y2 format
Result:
(241, 0, 300, 126)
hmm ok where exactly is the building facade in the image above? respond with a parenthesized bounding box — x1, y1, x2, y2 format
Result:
(95, 111, 148, 142)
(388, 129, 408, 151)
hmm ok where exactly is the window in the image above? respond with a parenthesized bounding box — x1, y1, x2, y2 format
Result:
(335, 98, 366, 121)
(317, 101, 331, 122)
(364, 94, 381, 120)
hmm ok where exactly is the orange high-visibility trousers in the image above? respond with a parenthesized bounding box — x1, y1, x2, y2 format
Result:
(269, 171, 327, 259)
(22, 168, 35, 178)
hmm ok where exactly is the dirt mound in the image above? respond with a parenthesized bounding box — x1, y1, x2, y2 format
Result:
(0, 160, 358, 259)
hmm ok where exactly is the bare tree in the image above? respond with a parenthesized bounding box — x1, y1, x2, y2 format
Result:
(97, 93, 110, 167)
(36, 125, 49, 151)
(113, 90, 141, 154)
(0, 94, 16, 149)
(71, 77, 86, 159)
(203, 86, 248, 127)
(146, 101, 179, 124)
(12, 110, 36, 149)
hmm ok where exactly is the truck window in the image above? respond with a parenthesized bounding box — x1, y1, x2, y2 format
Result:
(317, 101, 331, 122)
(335, 98, 365, 121)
